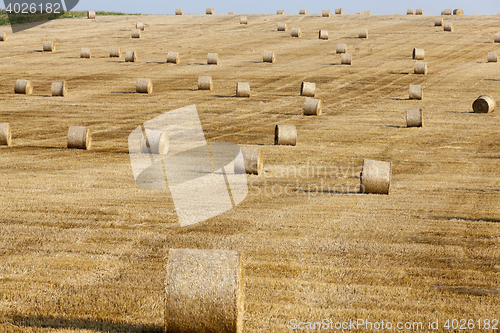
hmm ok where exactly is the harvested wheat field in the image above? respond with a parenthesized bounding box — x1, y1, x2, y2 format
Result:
(0, 12, 499, 333)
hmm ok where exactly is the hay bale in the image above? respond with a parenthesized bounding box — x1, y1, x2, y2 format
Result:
(495, 34, 500, 43)
(291, 28, 301, 38)
(412, 48, 425, 60)
(359, 29, 368, 38)
(125, 51, 137, 62)
(364, 10, 371, 15)
(110, 47, 121, 58)
(444, 9, 452, 15)
(87, 11, 95, 19)
(322, 9, 330, 17)
(453, 9, 463, 15)
(406, 109, 422, 127)
(277, 23, 287, 31)
(136, 79, 153, 94)
(0, 32, 7, 41)
(0, 123, 11, 146)
(488, 51, 498, 62)
(277, 10, 285, 15)
(303, 98, 322, 116)
(300, 82, 315, 97)
(51, 81, 67, 97)
(167, 51, 180, 64)
(299, 9, 308, 15)
(140, 130, 168, 154)
(341, 53, 352, 65)
(228, 12, 236, 15)
(407, 9, 414, 15)
(263, 51, 275, 63)
(434, 18, 443, 26)
(416, 9, 424, 15)
(67, 126, 91, 150)
(444, 22, 454, 32)
(472, 95, 496, 113)
(206, 7, 214, 15)
(165, 249, 244, 333)
(441, 10, 445, 15)
(360, 159, 391, 195)
(319, 30, 328, 40)
(335, 8, 343, 14)
(235, 147, 263, 175)
(414, 61, 427, 74)
(274, 125, 297, 146)
(14, 80, 33, 95)
(131, 29, 141, 38)
(198, 76, 213, 90)
(335, 44, 347, 54)
(80, 48, 91, 58)
(136, 22, 145, 31)
(207, 53, 219, 65)
(409, 84, 423, 100)
(236, 82, 250, 97)
(43, 41, 55, 52)
(240, 16, 247, 24)
(175, 8, 183, 15)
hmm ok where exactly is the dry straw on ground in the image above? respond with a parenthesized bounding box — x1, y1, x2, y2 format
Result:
(336, 44, 347, 53)
(206, 8, 214, 15)
(236, 82, 250, 97)
(0, 32, 6, 41)
(299, 9, 307, 15)
(240, 16, 247, 25)
(407, 9, 414, 15)
(51, 81, 67, 97)
(125, 51, 137, 62)
(277, 23, 287, 31)
(322, 9, 330, 17)
(444, 22, 454, 32)
(136, 79, 153, 94)
(303, 98, 322, 116)
(198, 76, 213, 90)
(87, 11, 95, 19)
(14, 79, 32, 94)
(435, 18, 443, 26)
(80, 48, 91, 59)
(167, 52, 180, 64)
(235, 147, 263, 175)
(412, 48, 425, 60)
(406, 109, 423, 127)
(291, 28, 301, 37)
(416, 9, 424, 15)
(131, 29, 141, 38)
(360, 159, 392, 194)
(43, 41, 55, 52)
(300, 82, 315, 97)
(409, 84, 423, 99)
(341, 53, 352, 65)
(414, 61, 427, 74)
(175, 8, 183, 15)
(318, 30, 328, 40)
(359, 29, 368, 38)
(274, 125, 297, 146)
(207, 53, 219, 65)
(487, 52, 498, 62)
(335, 8, 343, 14)
(110, 47, 121, 58)
(0, 123, 11, 146)
(263, 51, 275, 63)
(472, 95, 495, 113)
(67, 126, 91, 150)
(140, 130, 168, 154)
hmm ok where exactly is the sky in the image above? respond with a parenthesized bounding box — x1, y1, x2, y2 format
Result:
(65, 0, 500, 16)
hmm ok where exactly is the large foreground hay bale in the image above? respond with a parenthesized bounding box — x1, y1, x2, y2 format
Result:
(414, 61, 427, 74)
(0, 123, 11, 146)
(336, 44, 347, 53)
(198, 76, 213, 90)
(240, 16, 247, 24)
(335, 8, 343, 14)
(444, 22, 454, 32)
(236, 82, 250, 97)
(303, 98, 322, 116)
(207, 53, 219, 65)
(277, 23, 287, 31)
(141, 130, 168, 154)
(0, 32, 7, 41)
(412, 48, 425, 60)
(360, 159, 391, 195)
(434, 18, 443, 26)
(495, 34, 500, 43)
(110, 47, 121, 57)
(299, 9, 307, 15)
(136, 22, 145, 31)
(235, 147, 263, 175)
(87, 11, 95, 19)
(43, 41, 55, 52)
(319, 30, 328, 40)
(206, 7, 214, 15)
(322, 9, 330, 17)
(472, 95, 495, 113)
(416, 9, 424, 15)
(291, 28, 301, 37)
(80, 48, 91, 58)
(487, 51, 498, 62)
(300, 82, 315, 97)
(167, 51, 180, 64)
(407, 9, 414, 15)
(341, 53, 352, 65)
(409, 84, 423, 100)
(131, 29, 141, 38)
(51, 81, 67, 97)
(359, 29, 368, 38)
(125, 51, 137, 62)
(175, 8, 183, 15)
(406, 109, 422, 127)
(453, 9, 463, 15)
(136, 79, 153, 94)
(277, 10, 285, 14)
(67, 126, 91, 150)
(263, 51, 275, 63)
(275, 125, 297, 146)
(14, 80, 33, 94)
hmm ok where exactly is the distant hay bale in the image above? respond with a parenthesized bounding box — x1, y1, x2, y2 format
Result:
(206, 7, 214, 15)
(335, 8, 343, 14)
(236, 82, 250, 97)
(444, 22, 453, 32)
(165, 249, 244, 333)
(110, 47, 121, 58)
(341, 53, 352, 65)
(303, 98, 322, 116)
(472, 95, 496, 113)
(299, 9, 307, 15)
(14, 80, 33, 95)
(488, 51, 498, 62)
(136, 22, 145, 31)
(87, 11, 95, 19)
(240, 16, 247, 24)
(263, 51, 275, 63)
(364, 10, 371, 15)
(443, 9, 452, 15)
(0, 123, 11, 146)
(406, 109, 422, 127)
(409, 84, 423, 100)
(277, 23, 287, 31)
(453, 9, 463, 15)
(80, 48, 91, 58)
(319, 30, 328, 40)
(441, 10, 445, 15)
(416, 9, 424, 15)
(434, 18, 443, 26)
(125, 51, 137, 62)
(136, 79, 153, 94)
(300, 82, 315, 97)
(414, 61, 427, 74)
(207, 53, 219, 65)
(43, 41, 55, 52)
(359, 29, 368, 38)
(412, 48, 425, 60)
(336, 44, 347, 53)
(0, 32, 7, 41)
(360, 159, 391, 195)
(175, 8, 183, 15)
(228, 12, 236, 15)
(67, 126, 91, 150)
(322, 9, 330, 17)
(277, 10, 285, 15)
(51, 81, 67, 97)
(407, 9, 414, 15)
(291, 28, 301, 37)
(141, 130, 168, 154)
(234, 147, 263, 175)
(495, 34, 500, 43)
(198, 76, 213, 90)
(275, 125, 297, 146)
(131, 29, 141, 38)
(167, 51, 180, 64)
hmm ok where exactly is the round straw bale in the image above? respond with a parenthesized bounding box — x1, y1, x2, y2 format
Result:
(141, 130, 168, 154)
(136, 79, 153, 94)
(336, 44, 347, 53)
(441, 10, 445, 15)
(414, 61, 427, 74)
(51, 81, 67, 97)
(274, 125, 297, 146)
(444, 9, 452, 15)
(207, 53, 219, 65)
(43, 41, 55, 52)
(335, 8, 343, 14)
(131, 29, 141, 38)
(87, 11, 95, 19)
(406, 109, 422, 127)
(198, 76, 213, 90)
(407, 9, 414, 15)
(125, 51, 137, 62)
(0, 123, 11, 146)
(359, 29, 368, 38)
(444, 22, 453, 32)
(110, 47, 121, 57)
(319, 30, 328, 40)
(360, 159, 391, 195)
(299, 9, 307, 15)
(409, 84, 423, 100)
(277, 10, 285, 14)
(80, 48, 91, 58)
(495, 34, 500, 43)
(136, 22, 145, 31)
(0, 32, 7, 41)
(167, 51, 180, 64)
(322, 9, 330, 17)
(472, 95, 495, 113)
(303, 98, 322, 116)
(291, 28, 301, 37)
(165, 249, 244, 333)
(263, 51, 275, 63)
(300, 82, 315, 97)
(67, 126, 91, 150)
(364, 10, 371, 15)
(341, 53, 352, 65)
(453, 9, 463, 15)
(416, 9, 424, 15)
(412, 48, 425, 60)
(434, 18, 443, 26)
(487, 51, 498, 62)
(14, 80, 33, 95)
(175, 8, 183, 15)
(235, 147, 263, 175)
(228, 12, 236, 15)
(277, 23, 287, 31)
(240, 16, 247, 24)
(236, 82, 250, 97)
(206, 7, 214, 15)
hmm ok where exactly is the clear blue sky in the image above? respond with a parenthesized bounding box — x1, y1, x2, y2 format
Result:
(67, 1, 499, 15)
